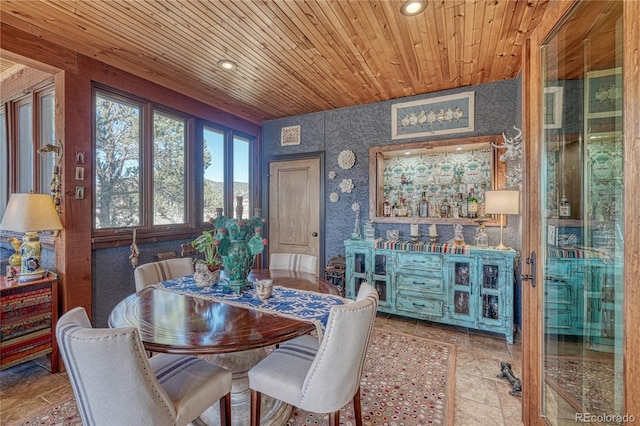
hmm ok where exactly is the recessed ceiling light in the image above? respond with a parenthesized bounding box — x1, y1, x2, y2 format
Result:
(405, 151, 412, 156)
(456, 147, 463, 151)
(217, 60, 237, 70)
(400, 0, 427, 16)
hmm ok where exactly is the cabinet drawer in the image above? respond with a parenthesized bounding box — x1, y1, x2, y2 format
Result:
(396, 292, 444, 318)
(396, 253, 442, 271)
(545, 282, 572, 304)
(546, 260, 573, 279)
(396, 273, 444, 295)
(545, 308, 573, 329)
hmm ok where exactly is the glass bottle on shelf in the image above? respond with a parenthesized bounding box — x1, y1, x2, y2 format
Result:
(428, 196, 438, 218)
(559, 196, 571, 219)
(451, 198, 460, 218)
(467, 189, 478, 219)
(419, 191, 429, 217)
(409, 197, 418, 217)
(459, 193, 468, 218)
(440, 197, 449, 218)
(477, 189, 486, 217)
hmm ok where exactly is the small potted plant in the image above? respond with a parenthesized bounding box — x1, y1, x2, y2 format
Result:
(191, 230, 222, 286)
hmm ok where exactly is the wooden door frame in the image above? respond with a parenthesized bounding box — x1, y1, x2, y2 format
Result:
(522, 1, 640, 424)
(261, 151, 325, 271)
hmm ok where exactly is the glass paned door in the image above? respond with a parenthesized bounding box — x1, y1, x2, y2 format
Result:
(373, 252, 388, 304)
(447, 257, 475, 323)
(540, 1, 624, 423)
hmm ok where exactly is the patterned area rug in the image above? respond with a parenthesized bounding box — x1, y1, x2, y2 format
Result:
(17, 329, 455, 425)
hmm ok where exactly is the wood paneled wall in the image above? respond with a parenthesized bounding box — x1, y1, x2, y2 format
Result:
(1, 22, 260, 319)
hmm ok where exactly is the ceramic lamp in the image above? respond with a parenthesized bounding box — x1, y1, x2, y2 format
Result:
(0, 193, 63, 281)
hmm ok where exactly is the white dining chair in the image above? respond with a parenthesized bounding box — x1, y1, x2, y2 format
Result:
(269, 253, 318, 275)
(248, 282, 378, 426)
(134, 257, 194, 291)
(57, 307, 232, 426)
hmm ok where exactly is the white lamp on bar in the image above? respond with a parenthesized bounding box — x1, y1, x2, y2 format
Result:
(484, 190, 520, 250)
(0, 193, 63, 281)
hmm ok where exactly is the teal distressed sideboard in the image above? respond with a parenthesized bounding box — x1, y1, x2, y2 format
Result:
(345, 239, 517, 343)
(545, 247, 620, 352)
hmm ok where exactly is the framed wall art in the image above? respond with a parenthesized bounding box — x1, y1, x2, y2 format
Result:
(586, 67, 622, 119)
(391, 91, 474, 140)
(280, 125, 301, 146)
(543, 86, 563, 129)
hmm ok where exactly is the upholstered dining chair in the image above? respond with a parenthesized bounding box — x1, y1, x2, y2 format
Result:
(269, 252, 318, 275)
(134, 257, 194, 291)
(248, 282, 379, 426)
(57, 307, 232, 426)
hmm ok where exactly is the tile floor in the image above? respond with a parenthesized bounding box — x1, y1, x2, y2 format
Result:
(0, 313, 523, 425)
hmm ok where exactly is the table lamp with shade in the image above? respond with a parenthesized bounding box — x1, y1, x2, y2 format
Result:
(0, 193, 63, 281)
(484, 190, 520, 250)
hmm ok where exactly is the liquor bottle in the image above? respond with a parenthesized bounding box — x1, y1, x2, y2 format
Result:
(383, 197, 391, 217)
(559, 196, 571, 219)
(451, 200, 459, 218)
(467, 189, 478, 219)
(419, 191, 429, 217)
(440, 198, 450, 218)
(477, 190, 486, 217)
(459, 193, 468, 218)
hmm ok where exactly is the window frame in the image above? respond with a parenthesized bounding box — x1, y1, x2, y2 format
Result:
(199, 120, 256, 225)
(92, 85, 257, 245)
(0, 82, 55, 212)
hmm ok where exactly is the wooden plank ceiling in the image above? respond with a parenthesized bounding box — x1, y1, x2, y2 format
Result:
(0, 0, 549, 124)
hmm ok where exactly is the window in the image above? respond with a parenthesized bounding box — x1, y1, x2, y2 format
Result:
(0, 85, 55, 218)
(17, 99, 33, 193)
(203, 126, 225, 221)
(153, 111, 187, 225)
(202, 124, 254, 222)
(233, 135, 251, 215)
(94, 86, 255, 241)
(94, 92, 142, 229)
(39, 92, 56, 194)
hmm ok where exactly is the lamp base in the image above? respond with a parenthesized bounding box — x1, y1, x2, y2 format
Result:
(494, 243, 511, 250)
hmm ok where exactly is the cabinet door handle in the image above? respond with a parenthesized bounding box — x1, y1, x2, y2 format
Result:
(413, 302, 426, 307)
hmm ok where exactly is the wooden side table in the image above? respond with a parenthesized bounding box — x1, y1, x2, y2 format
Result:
(0, 273, 58, 372)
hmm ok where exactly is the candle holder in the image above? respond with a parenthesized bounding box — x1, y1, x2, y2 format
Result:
(429, 235, 439, 244)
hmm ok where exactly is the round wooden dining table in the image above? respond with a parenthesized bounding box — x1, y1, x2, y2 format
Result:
(109, 269, 342, 426)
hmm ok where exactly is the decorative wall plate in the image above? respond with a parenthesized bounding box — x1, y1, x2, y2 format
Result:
(328, 170, 337, 180)
(338, 150, 356, 169)
(339, 178, 354, 193)
(330, 192, 340, 203)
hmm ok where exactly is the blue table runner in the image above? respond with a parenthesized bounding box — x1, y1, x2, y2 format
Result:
(157, 275, 347, 339)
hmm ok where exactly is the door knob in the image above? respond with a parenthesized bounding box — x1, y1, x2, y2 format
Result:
(312, 232, 318, 237)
